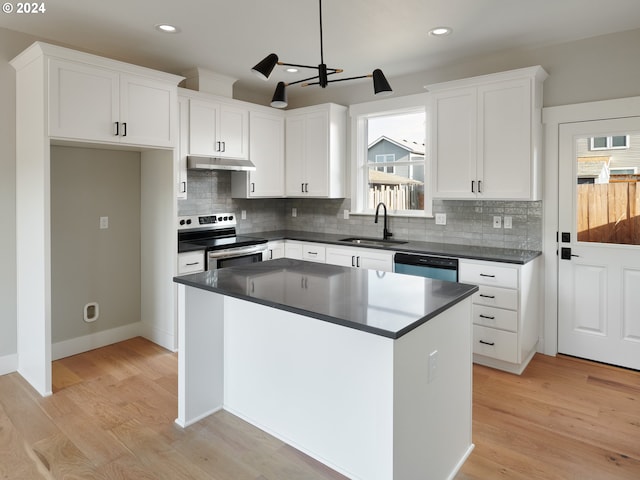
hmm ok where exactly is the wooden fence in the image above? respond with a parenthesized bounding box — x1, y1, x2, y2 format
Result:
(577, 182, 640, 244)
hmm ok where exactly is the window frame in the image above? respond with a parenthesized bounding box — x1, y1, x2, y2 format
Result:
(589, 135, 630, 151)
(349, 93, 431, 217)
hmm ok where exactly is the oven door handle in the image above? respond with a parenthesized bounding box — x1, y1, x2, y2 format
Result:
(207, 244, 267, 259)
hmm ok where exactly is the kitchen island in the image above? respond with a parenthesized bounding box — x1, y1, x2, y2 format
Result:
(174, 259, 478, 480)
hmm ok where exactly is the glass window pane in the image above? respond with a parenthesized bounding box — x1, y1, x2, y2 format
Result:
(591, 136, 607, 149)
(366, 112, 426, 211)
(577, 134, 640, 245)
(611, 135, 628, 148)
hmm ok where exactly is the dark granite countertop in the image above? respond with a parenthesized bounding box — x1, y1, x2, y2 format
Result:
(174, 258, 478, 339)
(249, 230, 541, 265)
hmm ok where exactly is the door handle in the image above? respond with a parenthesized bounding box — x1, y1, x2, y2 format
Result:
(561, 247, 580, 260)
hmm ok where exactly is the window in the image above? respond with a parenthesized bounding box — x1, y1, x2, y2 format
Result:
(589, 135, 630, 150)
(350, 94, 430, 216)
(375, 154, 395, 173)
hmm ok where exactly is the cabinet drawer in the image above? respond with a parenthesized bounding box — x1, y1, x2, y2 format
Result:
(178, 251, 205, 275)
(460, 262, 518, 288)
(472, 285, 518, 310)
(302, 244, 326, 263)
(473, 305, 518, 332)
(473, 325, 518, 363)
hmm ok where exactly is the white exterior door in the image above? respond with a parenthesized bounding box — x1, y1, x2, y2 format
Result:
(558, 118, 640, 370)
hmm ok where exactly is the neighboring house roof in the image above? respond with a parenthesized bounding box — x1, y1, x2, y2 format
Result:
(577, 156, 609, 178)
(577, 161, 608, 178)
(368, 168, 423, 185)
(368, 136, 425, 155)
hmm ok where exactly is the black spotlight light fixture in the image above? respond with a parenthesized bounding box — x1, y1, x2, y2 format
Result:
(251, 0, 393, 108)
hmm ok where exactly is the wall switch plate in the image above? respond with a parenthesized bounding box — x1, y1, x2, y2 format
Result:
(428, 350, 438, 383)
(99, 216, 109, 229)
(292, 207, 297, 217)
(493, 216, 502, 228)
(241, 210, 247, 220)
(344, 209, 349, 220)
(504, 216, 512, 229)
(435, 213, 446, 225)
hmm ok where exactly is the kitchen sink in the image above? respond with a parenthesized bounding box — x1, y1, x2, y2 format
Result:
(339, 237, 408, 248)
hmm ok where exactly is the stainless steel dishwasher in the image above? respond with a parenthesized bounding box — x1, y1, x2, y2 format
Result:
(393, 252, 458, 282)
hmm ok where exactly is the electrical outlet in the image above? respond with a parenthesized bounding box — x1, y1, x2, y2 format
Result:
(292, 207, 297, 217)
(493, 216, 502, 228)
(504, 216, 513, 229)
(435, 213, 446, 225)
(428, 350, 438, 383)
(241, 210, 247, 220)
(344, 209, 349, 220)
(99, 216, 109, 229)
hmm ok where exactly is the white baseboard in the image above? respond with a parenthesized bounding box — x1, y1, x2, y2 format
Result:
(51, 322, 143, 361)
(0, 353, 18, 376)
(141, 323, 177, 352)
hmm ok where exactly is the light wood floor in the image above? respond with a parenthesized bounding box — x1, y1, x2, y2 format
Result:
(1, 338, 638, 479)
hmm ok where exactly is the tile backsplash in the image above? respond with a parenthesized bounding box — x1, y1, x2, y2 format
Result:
(179, 170, 542, 251)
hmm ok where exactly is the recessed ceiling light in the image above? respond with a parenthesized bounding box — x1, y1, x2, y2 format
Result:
(429, 26, 452, 37)
(285, 68, 299, 73)
(155, 24, 180, 34)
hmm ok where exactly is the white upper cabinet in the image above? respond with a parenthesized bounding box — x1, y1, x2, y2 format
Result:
(428, 66, 547, 201)
(48, 57, 180, 148)
(177, 96, 189, 199)
(232, 108, 285, 198)
(285, 103, 347, 198)
(189, 98, 249, 160)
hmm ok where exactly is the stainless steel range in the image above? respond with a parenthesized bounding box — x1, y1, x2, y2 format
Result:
(177, 213, 267, 271)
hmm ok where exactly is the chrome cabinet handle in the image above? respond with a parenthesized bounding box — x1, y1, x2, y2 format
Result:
(479, 294, 495, 299)
(479, 314, 495, 320)
(114, 122, 119, 136)
(479, 340, 495, 346)
(480, 273, 496, 278)
(122, 122, 127, 137)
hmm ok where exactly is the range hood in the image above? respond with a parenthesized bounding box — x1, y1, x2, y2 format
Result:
(187, 155, 256, 171)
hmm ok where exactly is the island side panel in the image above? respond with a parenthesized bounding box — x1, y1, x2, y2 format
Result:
(223, 296, 395, 480)
(393, 298, 474, 480)
(176, 285, 225, 427)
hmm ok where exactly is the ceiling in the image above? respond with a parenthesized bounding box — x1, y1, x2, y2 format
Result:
(3, 0, 640, 103)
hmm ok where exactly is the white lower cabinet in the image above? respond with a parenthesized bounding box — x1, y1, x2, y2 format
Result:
(263, 241, 285, 261)
(459, 256, 541, 374)
(177, 251, 205, 275)
(325, 246, 394, 272)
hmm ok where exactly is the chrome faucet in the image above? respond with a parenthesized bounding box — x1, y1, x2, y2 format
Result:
(374, 202, 392, 240)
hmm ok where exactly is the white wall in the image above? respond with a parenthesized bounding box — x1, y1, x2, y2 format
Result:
(3, 25, 640, 368)
(0, 28, 39, 365)
(50, 146, 141, 343)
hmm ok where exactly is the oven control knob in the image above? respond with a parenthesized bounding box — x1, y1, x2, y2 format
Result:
(229, 215, 234, 221)
(186, 219, 192, 225)
(179, 219, 185, 225)
(218, 216, 223, 221)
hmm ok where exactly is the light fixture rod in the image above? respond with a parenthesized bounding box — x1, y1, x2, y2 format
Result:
(278, 61, 341, 73)
(319, 0, 325, 66)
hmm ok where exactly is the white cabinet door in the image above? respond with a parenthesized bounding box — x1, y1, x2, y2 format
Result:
(189, 99, 218, 156)
(248, 110, 284, 197)
(302, 110, 329, 197)
(119, 74, 175, 148)
(177, 96, 189, 199)
(189, 99, 249, 159)
(325, 247, 355, 268)
(285, 114, 306, 196)
(326, 246, 394, 272)
(478, 78, 531, 199)
(285, 104, 346, 198)
(49, 58, 119, 143)
(358, 249, 394, 271)
(284, 241, 303, 259)
(263, 241, 285, 261)
(431, 88, 477, 199)
(219, 103, 249, 159)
